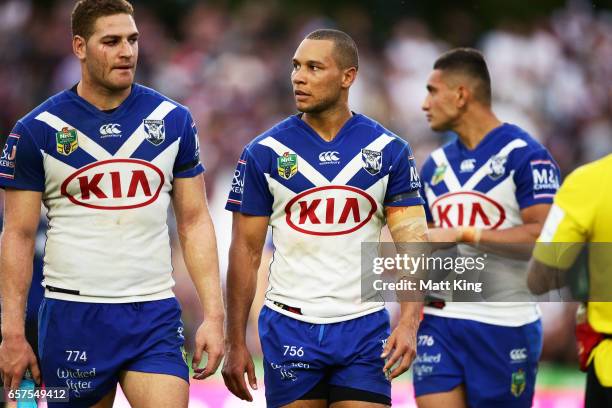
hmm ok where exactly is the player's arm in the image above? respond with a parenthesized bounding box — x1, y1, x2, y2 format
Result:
(0, 189, 42, 390)
(222, 212, 269, 401)
(527, 257, 568, 295)
(428, 203, 551, 258)
(171, 174, 224, 379)
(475, 203, 550, 243)
(527, 207, 585, 294)
(381, 205, 428, 379)
(468, 203, 550, 255)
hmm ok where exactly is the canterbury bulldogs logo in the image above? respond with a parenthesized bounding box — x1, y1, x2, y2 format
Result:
(144, 119, 165, 146)
(99, 123, 121, 138)
(488, 154, 507, 180)
(361, 149, 382, 175)
(318, 151, 340, 165)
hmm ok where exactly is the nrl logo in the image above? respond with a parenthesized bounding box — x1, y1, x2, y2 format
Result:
(361, 149, 382, 175)
(56, 127, 78, 156)
(277, 151, 298, 180)
(510, 369, 526, 397)
(431, 163, 447, 186)
(143, 119, 165, 146)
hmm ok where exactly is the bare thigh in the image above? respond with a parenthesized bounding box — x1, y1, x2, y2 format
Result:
(331, 400, 389, 408)
(416, 384, 467, 408)
(280, 399, 328, 408)
(118, 370, 188, 408)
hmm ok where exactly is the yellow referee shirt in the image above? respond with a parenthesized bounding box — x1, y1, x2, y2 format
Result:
(533, 154, 612, 385)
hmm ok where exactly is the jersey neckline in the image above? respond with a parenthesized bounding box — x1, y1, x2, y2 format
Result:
(63, 83, 141, 120)
(455, 122, 511, 154)
(291, 112, 363, 146)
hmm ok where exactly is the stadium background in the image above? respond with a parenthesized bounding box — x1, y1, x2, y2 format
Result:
(0, 0, 610, 406)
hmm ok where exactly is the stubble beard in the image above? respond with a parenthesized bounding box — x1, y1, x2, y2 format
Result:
(296, 93, 340, 115)
(87, 61, 134, 95)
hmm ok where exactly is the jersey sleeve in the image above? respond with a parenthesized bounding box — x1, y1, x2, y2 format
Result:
(384, 142, 425, 208)
(225, 146, 273, 216)
(0, 122, 45, 191)
(514, 147, 560, 209)
(533, 166, 594, 268)
(173, 111, 205, 178)
(419, 158, 435, 223)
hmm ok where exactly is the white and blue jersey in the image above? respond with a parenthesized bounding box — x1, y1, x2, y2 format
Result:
(420, 123, 560, 325)
(226, 113, 423, 324)
(414, 124, 558, 406)
(0, 84, 203, 302)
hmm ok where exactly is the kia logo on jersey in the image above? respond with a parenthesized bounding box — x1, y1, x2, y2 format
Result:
(284, 185, 377, 236)
(61, 159, 165, 210)
(430, 191, 506, 229)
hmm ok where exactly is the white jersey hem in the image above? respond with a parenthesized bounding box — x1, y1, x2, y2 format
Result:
(264, 300, 385, 324)
(44, 288, 175, 303)
(423, 304, 541, 327)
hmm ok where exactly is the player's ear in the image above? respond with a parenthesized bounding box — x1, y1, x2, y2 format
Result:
(341, 67, 357, 89)
(73, 35, 87, 61)
(456, 85, 469, 109)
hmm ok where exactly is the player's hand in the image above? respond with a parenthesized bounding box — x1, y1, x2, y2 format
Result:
(427, 227, 459, 247)
(192, 319, 224, 380)
(0, 334, 41, 393)
(221, 342, 257, 401)
(381, 320, 418, 380)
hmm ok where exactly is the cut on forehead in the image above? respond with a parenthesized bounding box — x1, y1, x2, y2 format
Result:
(304, 29, 359, 70)
(71, 0, 134, 39)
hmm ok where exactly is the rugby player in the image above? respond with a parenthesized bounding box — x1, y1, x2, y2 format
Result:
(415, 48, 560, 407)
(222, 29, 428, 407)
(0, 1, 224, 406)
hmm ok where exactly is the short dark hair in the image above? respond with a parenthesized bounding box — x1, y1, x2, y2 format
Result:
(305, 29, 359, 70)
(71, 0, 134, 40)
(434, 48, 492, 105)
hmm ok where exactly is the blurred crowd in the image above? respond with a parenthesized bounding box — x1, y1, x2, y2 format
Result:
(0, 0, 610, 362)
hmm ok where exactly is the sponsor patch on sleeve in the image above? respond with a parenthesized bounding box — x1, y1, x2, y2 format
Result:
(530, 159, 559, 199)
(0, 133, 20, 179)
(192, 121, 200, 159)
(409, 163, 421, 190)
(227, 158, 246, 205)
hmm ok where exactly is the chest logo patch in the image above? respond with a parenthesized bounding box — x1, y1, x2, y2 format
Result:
(277, 151, 298, 180)
(361, 149, 382, 175)
(488, 154, 507, 180)
(431, 163, 447, 186)
(460, 159, 476, 173)
(100, 123, 122, 138)
(56, 127, 78, 156)
(144, 119, 165, 146)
